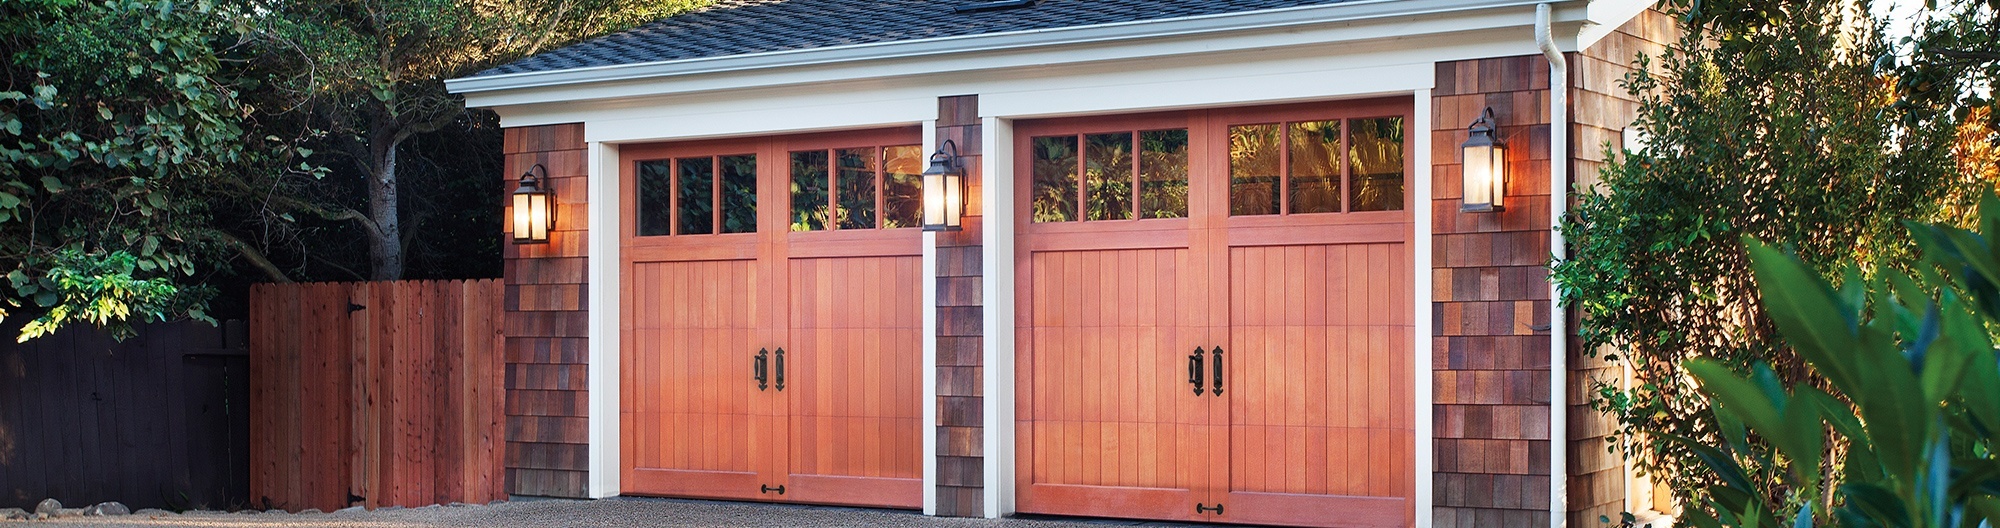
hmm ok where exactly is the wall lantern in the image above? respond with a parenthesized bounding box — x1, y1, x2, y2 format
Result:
(922, 139, 966, 232)
(1461, 107, 1508, 213)
(512, 164, 555, 244)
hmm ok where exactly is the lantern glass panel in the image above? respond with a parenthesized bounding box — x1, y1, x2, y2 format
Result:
(529, 192, 550, 241)
(943, 172, 963, 229)
(1488, 144, 1507, 210)
(923, 168, 946, 228)
(1462, 144, 1494, 210)
(512, 191, 532, 242)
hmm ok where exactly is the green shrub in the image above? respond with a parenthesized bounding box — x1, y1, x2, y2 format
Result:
(1679, 195, 2000, 527)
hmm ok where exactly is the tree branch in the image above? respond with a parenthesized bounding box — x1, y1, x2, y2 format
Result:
(206, 230, 293, 283)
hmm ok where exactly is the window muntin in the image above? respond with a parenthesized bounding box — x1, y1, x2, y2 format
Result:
(1228, 117, 1405, 215)
(1033, 128, 1191, 223)
(789, 144, 923, 231)
(636, 154, 758, 237)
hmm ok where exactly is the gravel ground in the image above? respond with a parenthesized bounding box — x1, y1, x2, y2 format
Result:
(9, 497, 1215, 527)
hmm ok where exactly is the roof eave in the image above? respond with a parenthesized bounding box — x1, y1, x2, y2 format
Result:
(445, 0, 1591, 96)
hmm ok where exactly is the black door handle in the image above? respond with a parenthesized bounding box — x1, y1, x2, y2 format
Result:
(754, 348, 769, 391)
(775, 347, 786, 391)
(1188, 348, 1205, 395)
(761, 484, 785, 495)
(1211, 346, 1224, 396)
(1196, 502, 1224, 514)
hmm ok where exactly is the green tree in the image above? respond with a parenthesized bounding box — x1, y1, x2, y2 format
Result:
(1551, 0, 1974, 503)
(0, 0, 307, 340)
(246, 0, 708, 280)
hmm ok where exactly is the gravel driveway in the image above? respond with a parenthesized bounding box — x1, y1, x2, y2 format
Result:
(13, 497, 1211, 527)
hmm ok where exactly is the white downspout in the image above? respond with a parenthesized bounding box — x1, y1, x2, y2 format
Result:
(1537, 4, 1570, 528)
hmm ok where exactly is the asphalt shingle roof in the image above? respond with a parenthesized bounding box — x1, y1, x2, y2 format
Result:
(475, 0, 1363, 77)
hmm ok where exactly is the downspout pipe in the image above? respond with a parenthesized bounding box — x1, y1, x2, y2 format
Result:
(1536, 3, 1570, 528)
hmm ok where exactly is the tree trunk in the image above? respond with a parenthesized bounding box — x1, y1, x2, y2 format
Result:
(367, 136, 405, 280)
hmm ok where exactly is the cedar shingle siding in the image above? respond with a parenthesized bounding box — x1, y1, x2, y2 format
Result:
(934, 95, 987, 517)
(1431, 55, 1556, 527)
(1566, 9, 1679, 525)
(502, 124, 593, 498)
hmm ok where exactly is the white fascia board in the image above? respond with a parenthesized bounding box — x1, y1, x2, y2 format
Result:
(503, 29, 1499, 138)
(1579, 0, 1660, 49)
(453, 0, 1591, 109)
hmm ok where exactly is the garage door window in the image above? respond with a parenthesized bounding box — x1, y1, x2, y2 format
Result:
(1030, 128, 1190, 223)
(635, 154, 757, 236)
(791, 145, 924, 231)
(1228, 116, 1405, 216)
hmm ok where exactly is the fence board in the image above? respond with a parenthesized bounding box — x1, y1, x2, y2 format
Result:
(0, 319, 249, 510)
(249, 280, 506, 512)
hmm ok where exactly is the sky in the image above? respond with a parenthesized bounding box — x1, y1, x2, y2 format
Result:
(1873, 0, 1928, 43)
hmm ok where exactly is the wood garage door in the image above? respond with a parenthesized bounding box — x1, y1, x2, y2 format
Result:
(621, 128, 923, 508)
(1014, 99, 1415, 527)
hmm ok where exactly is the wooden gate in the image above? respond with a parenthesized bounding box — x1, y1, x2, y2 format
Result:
(620, 128, 923, 508)
(248, 280, 506, 512)
(1014, 100, 1416, 527)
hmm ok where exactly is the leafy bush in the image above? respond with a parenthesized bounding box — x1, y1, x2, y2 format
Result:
(1551, 0, 1975, 498)
(1676, 195, 2000, 527)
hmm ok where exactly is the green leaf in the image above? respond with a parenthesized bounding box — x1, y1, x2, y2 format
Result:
(1744, 238, 1862, 391)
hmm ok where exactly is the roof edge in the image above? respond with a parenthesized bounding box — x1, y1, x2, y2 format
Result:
(446, 0, 1582, 96)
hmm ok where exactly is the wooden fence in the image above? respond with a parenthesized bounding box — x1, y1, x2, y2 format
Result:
(249, 280, 505, 512)
(0, 319, 250, 511)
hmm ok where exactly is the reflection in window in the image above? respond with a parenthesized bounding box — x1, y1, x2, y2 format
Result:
(637, 160, 673, 236)
(790, 144, 920, 231)
(1228, 124, 1281, 216)
(1349, 117, 1405, 211)
(720, 155, 757, 233)
(1085, 133, 1133, 221)
(790, 151, 830, 231)
(677, 157, 714, 235)
(883, 146, 924, 228)
(1289, 120, 1342, 214)
(836, 148, 877, 230)
(1031, 136, 1078, 223)
(1225, 116, 1405, 216)
(1138, 129, 1189, 219)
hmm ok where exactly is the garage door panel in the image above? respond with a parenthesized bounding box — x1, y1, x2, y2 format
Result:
(1022, 247, 1211, 510)
(625, 260, 769, 497)
(786, 256, 922, 490)
(1226, 243, 1412, 506)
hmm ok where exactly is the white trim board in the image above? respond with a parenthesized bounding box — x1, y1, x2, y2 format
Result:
(585, 141, 622, 498)
(980, 116, 1018, 518)
(921, 120, 942, 516)
(1411, 88, 1436, 528)
(513, 33, 1468, 142)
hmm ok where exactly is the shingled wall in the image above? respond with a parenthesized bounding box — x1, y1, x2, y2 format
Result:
(1430, 54, 1556, 527)
(1567, 9, 1679, 525)
(500, 124, 593, 498)
(934, 95, 987, 517)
